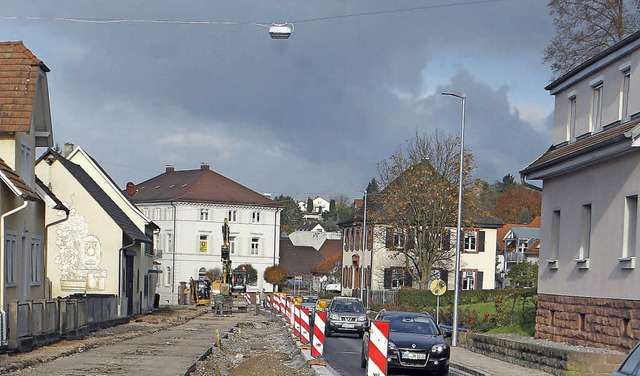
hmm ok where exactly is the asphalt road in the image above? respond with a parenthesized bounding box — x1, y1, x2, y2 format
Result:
(322, 332, 464, 376)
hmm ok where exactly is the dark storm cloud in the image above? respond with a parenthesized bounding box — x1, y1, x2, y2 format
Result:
(0, 0, 554, 199)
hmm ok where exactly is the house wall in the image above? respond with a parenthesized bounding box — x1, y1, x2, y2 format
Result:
(539, 152, 640, 300)
(551, 48, 639, 145)
(140, 203, 280, 304)
(0, 186, 47, 304)
(460, 228, 497, 290)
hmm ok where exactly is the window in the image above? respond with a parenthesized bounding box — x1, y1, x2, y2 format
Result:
(622, 68, 631, 120)
(4, 232, 16, 286)
(579, 204, 592, 260)
(229, 236, 236, 255)
(199, 208, 209, 221)
(199, 267, 207, 280)
(623, 195, 638, 258)
(30, 237, 41, 284)
(462, 270, 476, 290)
(251, 237, 259, 255)
(252, 211, 261, 223)
(393, 229, 405, 248)
(517, 240, 529, 253)
(550, 210, 561, 261)
(228, 210, 237, 222)
(199, 234, 208, 253)
(165, 266, 171, 286)
(464, 231, 477, 252)
(568, 95, 577, 141)
(391, 268, 407, 289)
(591, 83, 603, 131)
(167, 232, 173, 253)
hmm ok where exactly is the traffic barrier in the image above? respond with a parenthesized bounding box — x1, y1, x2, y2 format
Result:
(293, 305, 301, 339)
(245, 292, 251, 306)
(311, 311, 326, 358)
(367, 320, 390, 376)
(266, 294, 271, 310)
(299, 307, 310, 345)
(289, 300, 295, 328)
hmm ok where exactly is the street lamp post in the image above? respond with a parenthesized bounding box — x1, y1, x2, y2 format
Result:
(360, 191, 368, 307)
(441, 91, 466, 347)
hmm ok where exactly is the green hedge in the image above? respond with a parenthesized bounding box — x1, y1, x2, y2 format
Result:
(394, 286, 537, 311)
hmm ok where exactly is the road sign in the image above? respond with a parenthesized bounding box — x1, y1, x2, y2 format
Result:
(430, 278, 447, 296)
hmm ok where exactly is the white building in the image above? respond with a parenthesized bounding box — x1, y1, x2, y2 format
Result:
(521, 30, 640, 351)
(129, 164, 282, 304)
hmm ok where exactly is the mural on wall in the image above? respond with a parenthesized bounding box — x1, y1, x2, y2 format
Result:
(55, 206, 108, 291)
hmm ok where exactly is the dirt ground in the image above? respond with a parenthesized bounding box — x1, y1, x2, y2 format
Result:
(0, 306, 313, 376)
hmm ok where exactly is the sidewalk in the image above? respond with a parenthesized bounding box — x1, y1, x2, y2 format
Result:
(450, 346, 551, 376)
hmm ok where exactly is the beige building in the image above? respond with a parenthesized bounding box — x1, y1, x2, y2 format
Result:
(522, 31, 640, 351)
(36, 148, 156, 316)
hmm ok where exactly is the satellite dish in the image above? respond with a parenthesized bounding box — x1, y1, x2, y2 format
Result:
(429, 279, 447, 296)
(125, 182, 137, 196)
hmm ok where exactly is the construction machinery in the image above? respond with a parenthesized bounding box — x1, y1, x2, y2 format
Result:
(190, 278, 212, 306)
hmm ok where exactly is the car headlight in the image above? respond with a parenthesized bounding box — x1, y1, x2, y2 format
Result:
(431, 344, 447, 354)
(358, 315, 367, 322)
(388, 341, 397, 350)
(330, 313, 340, 320)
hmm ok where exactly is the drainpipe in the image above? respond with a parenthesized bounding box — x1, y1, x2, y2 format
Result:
(171, 202, 177, 298)
(44, 211, 70, 300)
(0, 200, 29, 345)
(118, 240, 136, 317)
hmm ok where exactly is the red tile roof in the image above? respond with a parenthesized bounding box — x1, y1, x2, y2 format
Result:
(0, 41, 49, 133)
(0, 157, 39, 200)
(130, 165, 280, 207)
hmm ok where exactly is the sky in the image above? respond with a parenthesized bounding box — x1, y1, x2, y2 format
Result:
(0, 0, 555, 202)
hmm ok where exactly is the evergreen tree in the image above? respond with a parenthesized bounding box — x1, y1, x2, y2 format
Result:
(306, 197, 314, 213)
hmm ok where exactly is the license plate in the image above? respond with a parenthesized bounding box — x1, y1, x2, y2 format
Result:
(402, 352, 426, 360)
(342, 324, 355, 328)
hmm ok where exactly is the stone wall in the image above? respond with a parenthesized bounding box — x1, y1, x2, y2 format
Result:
(536, 294, 640, 352)
(466, 333, 627, 376)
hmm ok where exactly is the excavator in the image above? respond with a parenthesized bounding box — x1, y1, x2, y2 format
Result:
(190, 278, 212, 306)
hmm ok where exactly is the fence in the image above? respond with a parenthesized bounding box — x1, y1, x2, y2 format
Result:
(6, 294, 121, 352)
(369, 290, 398, 306)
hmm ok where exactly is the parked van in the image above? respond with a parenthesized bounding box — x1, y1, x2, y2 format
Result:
(325, 283, 341, 293)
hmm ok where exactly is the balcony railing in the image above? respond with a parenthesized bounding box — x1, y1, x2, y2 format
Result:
(505, 252, 526, 263)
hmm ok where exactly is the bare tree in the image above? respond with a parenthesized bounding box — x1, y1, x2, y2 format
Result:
(544, 0, 640, 76)
(372, 130, 479, 289)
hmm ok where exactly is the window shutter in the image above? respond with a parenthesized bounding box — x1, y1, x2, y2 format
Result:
(477, 271, 484, 290)
(440, 270, 448, 285)
(478, 231, 485, 252)
(407, 233, 415, 249)
(385, 228, 393, 248)
(404, 269, 413, 287)
(443, 230, 450, 250)
(383, 268, 391, 289)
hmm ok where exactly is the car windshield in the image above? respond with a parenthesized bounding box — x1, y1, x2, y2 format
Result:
(387, 315, 439, 335)
(302, 297, 318, 304)
(332, 301, 364, 313)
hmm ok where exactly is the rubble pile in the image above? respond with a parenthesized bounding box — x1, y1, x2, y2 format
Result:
(190, 319, 314, 376)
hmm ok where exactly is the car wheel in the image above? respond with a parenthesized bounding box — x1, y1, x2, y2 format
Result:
(360, 346, 367, 368)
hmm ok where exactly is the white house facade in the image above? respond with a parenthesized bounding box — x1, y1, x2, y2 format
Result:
(521, 30, 640, 351)
(130, 164, 282, 304)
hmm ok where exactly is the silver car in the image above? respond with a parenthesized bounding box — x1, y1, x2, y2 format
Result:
(611, 342, 640, 375)
(325, 297, 368, 338)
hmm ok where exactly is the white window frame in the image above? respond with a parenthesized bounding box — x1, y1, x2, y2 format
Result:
(167, 232, 173, 253)
(590, 81, 603, 132)
(228, 210, 237, 222)
(30, 236, 42, 285)
(621, 66, 631, 121)
(252, 211, 261, 223)
(464, 231, 477, 252)
(229, 236, 236, 255)
(393, 229, 405, 249)
(517, 240, 529, 253)
(199, 208, 209, 221)
(623, 195, 638, 259)
(462, 270, 476, 290)
(251, 237, 259, 255)
(567, 93, 577, 142)
(579, 203, 592, 260)
(4, 231, 16, 286)
(165, 266, 171, 286)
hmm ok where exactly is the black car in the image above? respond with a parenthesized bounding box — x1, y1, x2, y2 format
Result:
(361, 310, 451, 375)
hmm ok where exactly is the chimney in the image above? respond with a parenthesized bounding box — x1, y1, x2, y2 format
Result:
(63, 143, 74, 158)
(200, 162, 210, 171)
(166, 165, 175, 173)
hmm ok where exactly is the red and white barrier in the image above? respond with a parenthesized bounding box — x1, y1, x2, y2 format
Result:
(367, 320, 390, 376)
(266, 294, 272, 310)
(293, 305, 301, 338)
(245, 292, 251, 306)
(311, 311, 326, 358)
(300, 308, 310, 344)
(289, 300, 295, 328)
